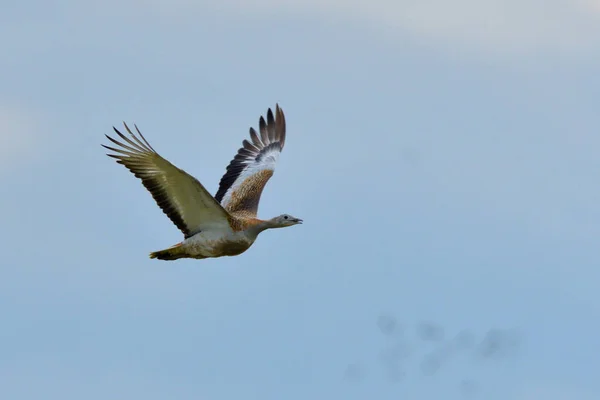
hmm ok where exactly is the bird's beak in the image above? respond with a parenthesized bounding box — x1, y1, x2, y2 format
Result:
(294, 218, 303, 224)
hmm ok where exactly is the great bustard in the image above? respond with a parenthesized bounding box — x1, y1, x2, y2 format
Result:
(102, 104, 302, 261)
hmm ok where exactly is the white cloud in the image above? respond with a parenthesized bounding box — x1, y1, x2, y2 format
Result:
(583, 0, 600, 12)
(255, 0, 600, 54)
(107, 0, 600, 55)
(15, 0, 600, 58)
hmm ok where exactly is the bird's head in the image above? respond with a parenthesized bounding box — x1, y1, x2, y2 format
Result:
(270, 214, 303, 228)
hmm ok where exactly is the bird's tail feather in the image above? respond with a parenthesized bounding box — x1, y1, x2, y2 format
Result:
(149, 242, 185, 261)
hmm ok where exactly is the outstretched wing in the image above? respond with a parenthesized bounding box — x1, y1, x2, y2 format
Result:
(215, 104, 286, 217)
(102, 123, 231, 238)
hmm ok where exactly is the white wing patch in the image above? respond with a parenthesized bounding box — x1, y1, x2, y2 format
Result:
(220, 148, 280, 209)
(214, 104, 286, 216)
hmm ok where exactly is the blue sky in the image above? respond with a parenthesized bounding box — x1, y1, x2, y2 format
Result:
(2, 1, 600, 399)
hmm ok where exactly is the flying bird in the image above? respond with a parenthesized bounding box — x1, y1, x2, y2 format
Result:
(102, 104, 302, 261)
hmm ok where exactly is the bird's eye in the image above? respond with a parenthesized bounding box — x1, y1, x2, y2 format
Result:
(284, 216, 288, 220)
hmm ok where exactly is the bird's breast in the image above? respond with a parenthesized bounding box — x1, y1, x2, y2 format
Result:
(184, 230, 254, 258)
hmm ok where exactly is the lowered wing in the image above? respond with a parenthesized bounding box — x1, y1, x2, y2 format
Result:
(103, 123, 231, 238)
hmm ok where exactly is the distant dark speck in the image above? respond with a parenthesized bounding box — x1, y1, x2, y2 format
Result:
(420, 353, 442, 375)
(459, 379, 478, 397)
(343, 363, 366, 382)
(478, 328, 521, 359)
(455, 330, 476, 350)
(377, 315, 398, 336)
(417, 322, 445, 341)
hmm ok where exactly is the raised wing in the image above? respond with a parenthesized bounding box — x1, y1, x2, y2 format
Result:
(215, 104, 286, 217)
(102, 123, 231, 238)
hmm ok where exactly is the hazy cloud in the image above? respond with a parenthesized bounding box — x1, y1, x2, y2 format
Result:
(6, 0, 600, 59)
(121, 0, 600, 55)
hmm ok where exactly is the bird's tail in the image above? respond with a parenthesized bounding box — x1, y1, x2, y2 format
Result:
(149, 242, 186, 261)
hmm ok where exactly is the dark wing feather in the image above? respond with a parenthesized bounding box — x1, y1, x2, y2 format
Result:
(215, 104, 286, 216)
(103, 123, 231, 238)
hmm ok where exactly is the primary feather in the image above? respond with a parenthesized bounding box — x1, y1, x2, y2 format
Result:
(102, 123, 231, 239)
(215, 104, 286, 217)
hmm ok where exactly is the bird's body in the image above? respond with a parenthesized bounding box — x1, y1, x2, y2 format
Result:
(102, 104, 302, 261)
(151, 215, 266, 260)
(150, 224, 254, 260)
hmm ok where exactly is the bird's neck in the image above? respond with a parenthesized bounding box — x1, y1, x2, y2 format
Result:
(246, 219, 277, 238)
